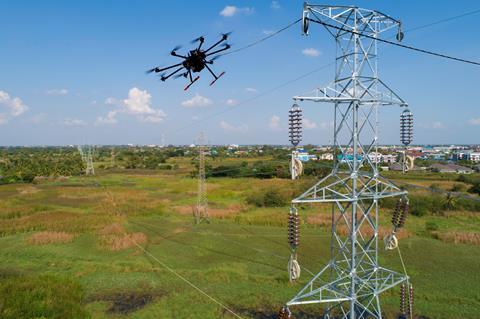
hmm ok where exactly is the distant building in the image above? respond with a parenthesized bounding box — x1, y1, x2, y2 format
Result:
(320, 153, 334, 161)
(296, 149, 317, 162)
(470, 152, 480, 163)
(430, 163, 473, 174)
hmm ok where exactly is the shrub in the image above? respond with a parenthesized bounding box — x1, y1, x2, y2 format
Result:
(450, 183, 467, 192)
(425, 221, 439, 232)
(468, 182, 480, 195)
(0, 275, 89, 319)
(246, 188, 287, 207)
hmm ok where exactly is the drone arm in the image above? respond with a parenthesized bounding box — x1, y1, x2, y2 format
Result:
(204, 37, 227, 53)
(161, 67, 184, 81)
(197, 37, 205, 50)
(153, 62, 183, 73)
(205, 45, 230, 56)
(171, 51, 186, 58)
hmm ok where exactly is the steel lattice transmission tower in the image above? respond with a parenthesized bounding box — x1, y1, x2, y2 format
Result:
(195, 132, 208, 224)
(85, 145, 95, 176)
(284, 4, 410, 319)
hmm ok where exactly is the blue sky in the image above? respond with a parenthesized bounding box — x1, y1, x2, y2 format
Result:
(0, 0, 479, 146)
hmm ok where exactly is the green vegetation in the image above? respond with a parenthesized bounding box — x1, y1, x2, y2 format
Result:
(0, 149, 479, 318)
(0, 274, 88, 319)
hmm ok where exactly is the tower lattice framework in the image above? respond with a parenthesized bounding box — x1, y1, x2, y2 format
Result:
(195, 132, 208, 224)
(286, 4, 409, 318)
(85, 145, 95, 176)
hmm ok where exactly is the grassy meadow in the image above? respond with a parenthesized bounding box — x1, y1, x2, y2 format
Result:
(0, 157, 479, 319)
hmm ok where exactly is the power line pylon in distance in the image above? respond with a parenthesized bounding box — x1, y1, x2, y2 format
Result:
(85, 145, 95, 176)
(194, 132, 208, 224)
(283, 4, 410, 319)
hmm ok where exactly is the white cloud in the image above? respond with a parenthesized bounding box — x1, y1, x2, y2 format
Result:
(97, 87, 166, 125)
(26, 113, 48, 124)
(432, 121, 446, 129)
(262, 30, 274, 35)
(122, 87, 166, 122)
(304, 118, 317, 129)
(225, 99, 238, 106)
(181, 94, 213, 108)
(220, 120, 249, 133)
(96, 110, 118, 125)
(46, 89, 68, 96)
(419, 121, 446, 129)
(269, 115, 281, 130)
(220, 5, 254, 17)
(245, 87, 258, 93)
(271, 1, 281, 9)
(0, 114, 7, 125)
(0, 90, 28, 119)
(318, 121, 334, 129)
(63, 118, 87, 126)
(104, 97, 119, 105)
(468, 118, 480, 125)
(302, 48, 321, 57)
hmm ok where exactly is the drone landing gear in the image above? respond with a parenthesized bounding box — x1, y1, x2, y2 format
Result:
(184, 76, 200, 91)
(210, 71, 225, 86)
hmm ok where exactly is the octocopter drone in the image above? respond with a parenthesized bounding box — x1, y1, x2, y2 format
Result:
(147, 33, 231, 90)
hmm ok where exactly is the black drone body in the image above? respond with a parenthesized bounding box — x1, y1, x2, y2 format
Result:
(147, 34, 231, 90)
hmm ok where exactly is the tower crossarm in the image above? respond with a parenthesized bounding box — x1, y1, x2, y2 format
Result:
(304, 4, 401, 37)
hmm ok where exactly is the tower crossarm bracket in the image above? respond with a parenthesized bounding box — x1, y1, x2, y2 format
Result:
(293, 78, 407, 107)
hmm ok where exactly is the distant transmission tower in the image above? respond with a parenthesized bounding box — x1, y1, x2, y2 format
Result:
(85, 145, 95, 176)
(161, 133, 166, 148)
(282, 4, 410, 319)
(194, 132, 208, 224)
(111, 147, 116, 168)
(77, 145, 86, 162)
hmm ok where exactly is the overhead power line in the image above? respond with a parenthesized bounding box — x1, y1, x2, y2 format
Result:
(308, 18, 480, 66)
(405, 8, 480, 33)
(171, 10, 480, 136)
(222, 18, 302, 56)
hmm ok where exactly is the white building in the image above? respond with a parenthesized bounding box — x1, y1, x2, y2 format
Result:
(320, 153, 334, 161)
(470, 152, 480, 163)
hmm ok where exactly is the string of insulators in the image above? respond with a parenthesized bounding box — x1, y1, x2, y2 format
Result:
(400, 283, 407, 316)
(278, 307, 293, 319)
(392, 197, 409, 229)
(408, 284, 414, 319)
(400, 108, 413, 146)
(289, 104, 302, 146)
(288, 207, 300, 249)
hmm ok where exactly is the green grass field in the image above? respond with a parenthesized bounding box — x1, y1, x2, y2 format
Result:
(0, 162, 479, 319)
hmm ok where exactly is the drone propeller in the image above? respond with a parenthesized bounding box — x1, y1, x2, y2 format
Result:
(190, 36, 205, 44)
(171, 45, 182, 52)
(221, 31, 233, 40)
(146, 67, 159, 74)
